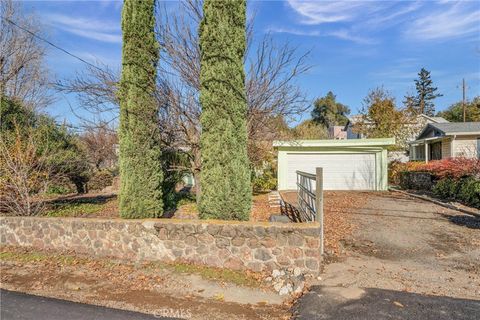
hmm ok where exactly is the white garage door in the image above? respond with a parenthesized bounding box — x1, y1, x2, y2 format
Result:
(286, 153, 376, 190)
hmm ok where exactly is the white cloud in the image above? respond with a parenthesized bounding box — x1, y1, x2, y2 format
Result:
(64, 28, 121, 44)
(43, 13, 121, 43)
(267, 26, 375, 44)
(405, 2, 480, 41)
(366, 1, 423, 27)
(327, 29, 376, 45)
(286, 0, 380, 25)
(284, 0, 423, 44)
(284, 0, 479, 44)
(266, 27, 321, 36)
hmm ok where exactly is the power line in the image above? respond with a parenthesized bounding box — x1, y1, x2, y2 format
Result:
(3, 17, 105, 72)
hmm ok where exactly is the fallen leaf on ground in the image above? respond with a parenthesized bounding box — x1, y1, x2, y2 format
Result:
(393, 301, 404, 308)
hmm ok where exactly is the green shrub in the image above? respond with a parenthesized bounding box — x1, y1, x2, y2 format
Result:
(457, 177, 480, 209)
(433, 178, 459, 200)
(252, 170, 277, 192)
(176, 192, 196, 207)
(433, 177, 480, 209)
(45, 176, 76, 195)
(46, 184, 71, 195)
(88, 170, 114, 191)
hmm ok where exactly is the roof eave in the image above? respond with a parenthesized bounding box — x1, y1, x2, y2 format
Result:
(416, 123, 445, 140)
(444, 131, 480, 136)
(273, 137, 396, 148)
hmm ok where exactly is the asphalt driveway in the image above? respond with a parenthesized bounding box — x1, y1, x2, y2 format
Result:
(293, 191, 480, 319)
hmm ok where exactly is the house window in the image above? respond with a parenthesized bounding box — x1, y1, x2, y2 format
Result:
(414, 145, 425, 161)
(430, 142, 442, 160)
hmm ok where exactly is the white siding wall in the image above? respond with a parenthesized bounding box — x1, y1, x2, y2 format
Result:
(441, 138, 451, 159)
(453, 135, 478, 158)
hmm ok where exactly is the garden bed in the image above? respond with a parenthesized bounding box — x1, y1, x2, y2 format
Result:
(390, 158, 480, 211)
(3, 191, 278, 222)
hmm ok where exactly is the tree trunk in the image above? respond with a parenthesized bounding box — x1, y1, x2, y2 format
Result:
(193, 169, 201, 205)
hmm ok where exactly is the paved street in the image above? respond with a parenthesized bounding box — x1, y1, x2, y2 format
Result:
(294, 286, 480, 320)
(0, 290, 177, 320)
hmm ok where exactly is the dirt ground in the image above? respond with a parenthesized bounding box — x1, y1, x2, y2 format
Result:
(313, 191, 480, 300)
(33, 191, 277, 222)
(172, 191, 277, 222)
(281, 191, 359, 256)
(0, 246, 291, 320)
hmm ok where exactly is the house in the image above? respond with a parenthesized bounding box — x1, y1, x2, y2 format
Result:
(274, 138, 395, 191)
(344, 114, 449, 162)
(327, 126, 347, 140)
(344, 115, 365, 139)
(344, 113, 449, 141)
(409, 122, 480, 162)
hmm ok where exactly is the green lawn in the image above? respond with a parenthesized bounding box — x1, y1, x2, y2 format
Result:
(44, 202, 109, 218)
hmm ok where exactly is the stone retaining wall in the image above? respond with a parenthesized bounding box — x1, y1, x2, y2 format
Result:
(0, 217, 322, 274)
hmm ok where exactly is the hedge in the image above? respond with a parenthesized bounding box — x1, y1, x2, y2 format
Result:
(394, 158, 480, 209)
(432, 177, 480, 209)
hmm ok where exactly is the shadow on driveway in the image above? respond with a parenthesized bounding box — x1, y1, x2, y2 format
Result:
(441, 214, 480, 229)
(293, 286, 480, 320)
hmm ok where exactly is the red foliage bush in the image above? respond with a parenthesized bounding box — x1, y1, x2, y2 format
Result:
(389, 161, 431, 185)
(407, 158, 480, 180)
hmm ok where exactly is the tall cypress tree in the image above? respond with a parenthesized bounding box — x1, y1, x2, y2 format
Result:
(118, 0, 163, 218)
(199, 0, 251, 220)
(413, 68, 443, 116)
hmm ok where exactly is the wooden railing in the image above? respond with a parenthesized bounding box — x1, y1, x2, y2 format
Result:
(296, 168, 324, 255)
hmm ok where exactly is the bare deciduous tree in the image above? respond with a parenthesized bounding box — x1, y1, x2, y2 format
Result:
(80, 124, 118, 170)
(55, 63, 119, 128)
(0, 0, 52, 110)
(54, 0, 311, 197)
(0, 127, 51, 216)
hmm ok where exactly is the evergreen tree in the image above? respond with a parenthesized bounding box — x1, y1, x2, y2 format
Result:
(199, 0, 251, 220)
(118, 0, 163, 218)
(402, 93, 416, 113)
(413, 68, 442, 116)
(311, 91, 350, 127)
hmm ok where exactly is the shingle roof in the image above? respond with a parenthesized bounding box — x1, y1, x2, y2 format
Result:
(429, 117, 449, 123)
(430, 122, 480, 134)
(419, 114, 449, 123)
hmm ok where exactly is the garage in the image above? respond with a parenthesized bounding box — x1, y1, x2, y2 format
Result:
(274, 138, 395, 191)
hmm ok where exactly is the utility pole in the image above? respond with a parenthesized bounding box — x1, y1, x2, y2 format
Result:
(462, 78, 466, 122)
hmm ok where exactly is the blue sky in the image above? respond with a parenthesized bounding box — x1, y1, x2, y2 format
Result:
(23, 0, 480, 125)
